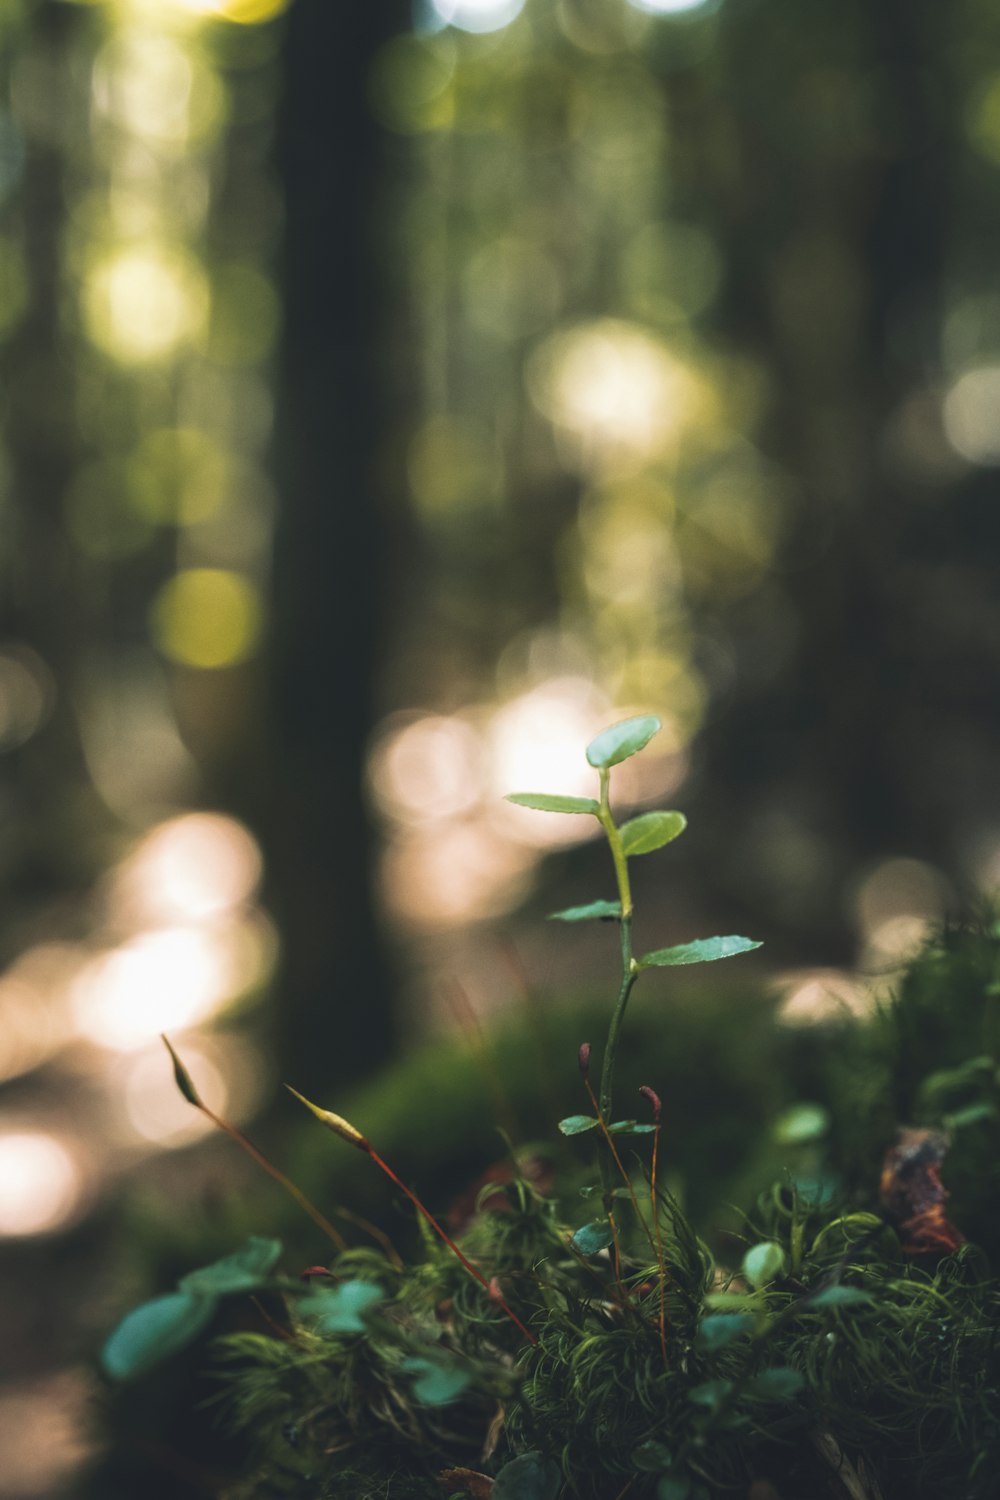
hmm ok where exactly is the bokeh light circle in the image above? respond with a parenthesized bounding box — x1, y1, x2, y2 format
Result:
(0, 1134, 83, 1237)
(150, 568, 263, 669)
(627, 0, 717, 13)
(430, 0, 526, 35)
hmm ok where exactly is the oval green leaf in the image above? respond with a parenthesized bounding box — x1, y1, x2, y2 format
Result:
(506, 792, 600, 815)
(809, 1285, 874, 1310)
(744, 1366, 805, 1402)
(548, 900, 621, 923)
(742, 1240, 786, 1288)
(773, 1103, 830, 1146)
(101, 1291, 216, 1382)
(299, 1279, 384, 1334)
(571, 1219, 615, 1255)
(696, 1312, 755, 1351)
(558, 1114, 600, 1136)
(703, 1290, 760, 1310)
(944, 1100, 1000, 1130)
(493, 1453, 562, 1500)
(180, 1235, 283, 1297)
(608, 1120, 657, 1135)
(400, 1355, 472, 1406)
(638, 935, 762, 970)
(688, 1378, 732, 1409)
(619, 811, 686, 857)
(657, 1480, 692, 1500)
(585, 715, 661, 769)
(632, 1440, 674, 1473)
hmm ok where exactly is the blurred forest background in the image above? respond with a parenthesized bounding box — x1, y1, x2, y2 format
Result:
(1, 0, 1000, 1493)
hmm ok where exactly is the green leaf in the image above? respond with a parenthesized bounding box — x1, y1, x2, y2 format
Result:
(696, 1313, 755, 1351)
(742, 1241, 786, 1288)
(638, 935, 762, 970)
(180, 1236, 283, 1297)
(791, 1172, 838, 1208)
(943, 1101, 1000, 1130)
(558, 1114, 600, 1136)
(632, 1440, 674, 1473)
(657, 1480, 692, 1500)
(493, 1452, 562, 1500)
(608, 1120, 657, 1135)
(400, 1356, 472, 1406)
(101, 1291, 216, 1382)
(619, 810, 686, 856)
(505, 792, 600, 815)
(809, 1285, 874, 1310)
(919, 1056, 995, 1101)
(773, 1103, 830, 1145)
(299, 1279, 384, 1334)
(688, 1378, 732, 1409)
(548, 900, 621, 922)
(571, 1219, 615, 1254)
(585, 715, 661, 769)
(703, 1291, 760, 1310)
(744, 1366, 805, 1402)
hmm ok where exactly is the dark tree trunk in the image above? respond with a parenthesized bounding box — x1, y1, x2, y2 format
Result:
(267, 0, 409, 1092)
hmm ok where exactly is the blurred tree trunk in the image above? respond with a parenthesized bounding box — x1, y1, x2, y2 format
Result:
(0, 1, 97, 947)
(267, 0, 408, 1091)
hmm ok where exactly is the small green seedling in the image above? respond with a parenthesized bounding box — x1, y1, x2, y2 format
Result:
(511, 713, 760, 1179)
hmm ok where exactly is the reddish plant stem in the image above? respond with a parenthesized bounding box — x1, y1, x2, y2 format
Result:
(200, 1105, 349, 1253)
(367, 1147, 537, 1346)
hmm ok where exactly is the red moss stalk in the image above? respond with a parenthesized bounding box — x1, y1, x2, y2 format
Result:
(286, 1086, 537, 1346)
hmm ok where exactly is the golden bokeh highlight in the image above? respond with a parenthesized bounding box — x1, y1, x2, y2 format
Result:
(115, 811, 263, 923)
(150, 567, 263, 668)
(101, 0, 290, 24)
(92, 30, 226, 147)
(527, 319, 713, 476)
(83, 242, 209, 363)
(0, 1134, 84, 1237)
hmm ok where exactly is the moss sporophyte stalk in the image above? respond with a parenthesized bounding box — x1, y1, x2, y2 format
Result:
(99, 719, 1000, 1500)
